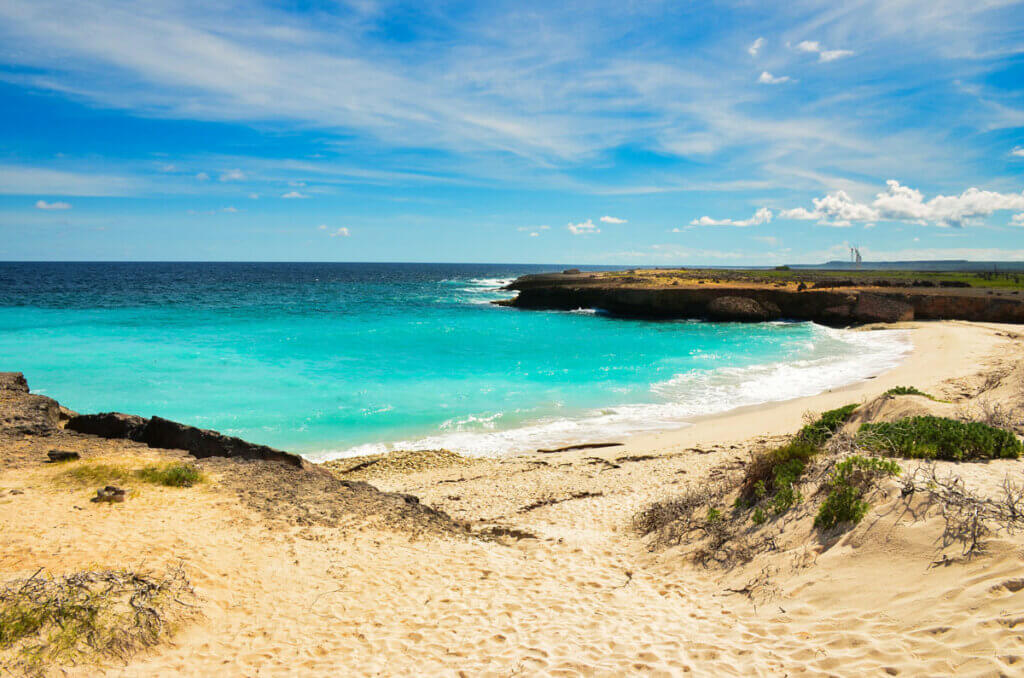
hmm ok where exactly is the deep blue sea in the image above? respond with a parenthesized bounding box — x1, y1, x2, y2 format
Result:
(0, 263, 910, 459)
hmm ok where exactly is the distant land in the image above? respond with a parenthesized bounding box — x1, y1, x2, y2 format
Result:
(792, 260, 1024, 272)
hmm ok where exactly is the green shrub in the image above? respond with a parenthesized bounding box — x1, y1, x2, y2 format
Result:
(815, 455, 901, 529)
(705, 507, 722, 523)
(798, 404, 859, 446)
(60, 462, 204, 489)
(135, 463, 203, 487)
(884, 386, 945, 402)
(751, 507, 766, 525)
(858, 416, 1021, 461)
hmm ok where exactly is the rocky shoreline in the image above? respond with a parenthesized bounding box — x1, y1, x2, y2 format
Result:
(498, 270, 1024, 325)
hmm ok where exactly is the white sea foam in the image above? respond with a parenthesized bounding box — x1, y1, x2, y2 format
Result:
(312, 326, 912, 461)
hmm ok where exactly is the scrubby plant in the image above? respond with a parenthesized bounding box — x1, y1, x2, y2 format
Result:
(60, 463, 133, 486)
(0, 568, 196, 672)
(884, 385, 945, 402)
(797, 404, 860, 446)
(751, 507, 766, 525)
(135, 463, 203, 488)
(858, 416, 1021, 461)
(740, 404, 859, 510)
(815, 456, 901, 529)
(60, 462, 204, 489)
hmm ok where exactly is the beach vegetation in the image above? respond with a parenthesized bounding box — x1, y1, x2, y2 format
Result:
(740, 404, 859, 507)
(135, 463, 203, 487)
(858, 416, 1021, 461)
(815, 456, 901, 530)
(59, 461, 204, 489)
(884, 385, 944, 401)
(0, 567, 196, 672)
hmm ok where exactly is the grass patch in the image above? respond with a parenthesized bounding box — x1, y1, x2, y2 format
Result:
(884, 385, 945, 402)
(61, 463, 133, 486)
(815, 456, 901, 530)
(135, 463, 203, 488)
(59, 462, 204, 489)
(0, 568, 196, 672)
(858, 416, 1021, 461)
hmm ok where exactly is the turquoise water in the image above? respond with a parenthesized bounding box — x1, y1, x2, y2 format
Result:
(0, 263, 910, 458)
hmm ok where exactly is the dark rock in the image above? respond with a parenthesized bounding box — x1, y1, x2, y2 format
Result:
(797, 282, 807, 292)
(140, 416, 306, 467)
(706, 296, 775, 322)
(47, 450, 80, 463)
(852, 293, 914, 323)
(67, 412, 148, 440)
(0, 373, 61, 435)
(821, 305, 852, 322)
(92, 485, 127, 503)
(0, 372, 30, 393)
(563, 268, 581, 274)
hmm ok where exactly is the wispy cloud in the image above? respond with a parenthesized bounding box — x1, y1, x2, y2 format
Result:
(795, 40, 854, 63)
(567, 218, 599, 235)
(748, 37, 764, 57)
(282, 191, 308, 199)
(35, 199, 71, 210)
(329, 226, 350, 237)
(757, 71, 791, 85)
(690, 207, 773, 227)
(599, 215, 626, 224)
(219, 168, 246, 182)
(1012, 147, 1024, 158)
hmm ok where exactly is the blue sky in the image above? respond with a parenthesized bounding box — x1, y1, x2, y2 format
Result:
(1, 0, 1023, 264)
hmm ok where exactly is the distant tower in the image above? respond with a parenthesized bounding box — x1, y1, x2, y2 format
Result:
(855, 246, 862, 268)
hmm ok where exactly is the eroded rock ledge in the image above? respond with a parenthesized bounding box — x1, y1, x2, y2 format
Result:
(498, 272, 1024, 325)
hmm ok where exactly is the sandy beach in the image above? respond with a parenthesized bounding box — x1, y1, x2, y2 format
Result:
(3, 319, 1024, 676)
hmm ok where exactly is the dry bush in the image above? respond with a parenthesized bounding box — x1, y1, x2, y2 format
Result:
(904, 465, 1024, 557)
(0, 566, 198, 674)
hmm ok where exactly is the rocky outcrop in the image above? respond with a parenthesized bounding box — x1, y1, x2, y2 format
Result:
(67, 412, 148, 440)
(500, 274, 1024, 325)
(853, 293, 914, 323)
(67, 412, 306, 467)
(0, 372, 61, 435)
(140, 416, 305, 467)
(706, 296, 781, 322)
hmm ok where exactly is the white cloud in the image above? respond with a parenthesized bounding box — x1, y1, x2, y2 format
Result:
(35, 199, 71, 210)
(567, 218, 599, 235)
(748, 37, 764, 56)
(248, 192, 260, 199)
(329, 227, 350, 237)
(529, 232, 539, 237)
(1012, 213, 1024, 226)
(690, 207, 772, 227)
(318, 224, 327, 230)
(222, 206, 238, 213)
(776, 180, 1024, 227)
(758, 71, 790, 84)
(1013, 147, 1024, 158)
(195, 172, 210, 181)
(600, 215, 627, 224)
(219, 168, 245, 182)
(517, 224, 550, 231)
(158, 163, 177, 172)
(282, 191, 308, 199)
(796, 40, 854, 62)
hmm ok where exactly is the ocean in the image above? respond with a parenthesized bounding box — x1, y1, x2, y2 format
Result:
(0, 262, 910, 459)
